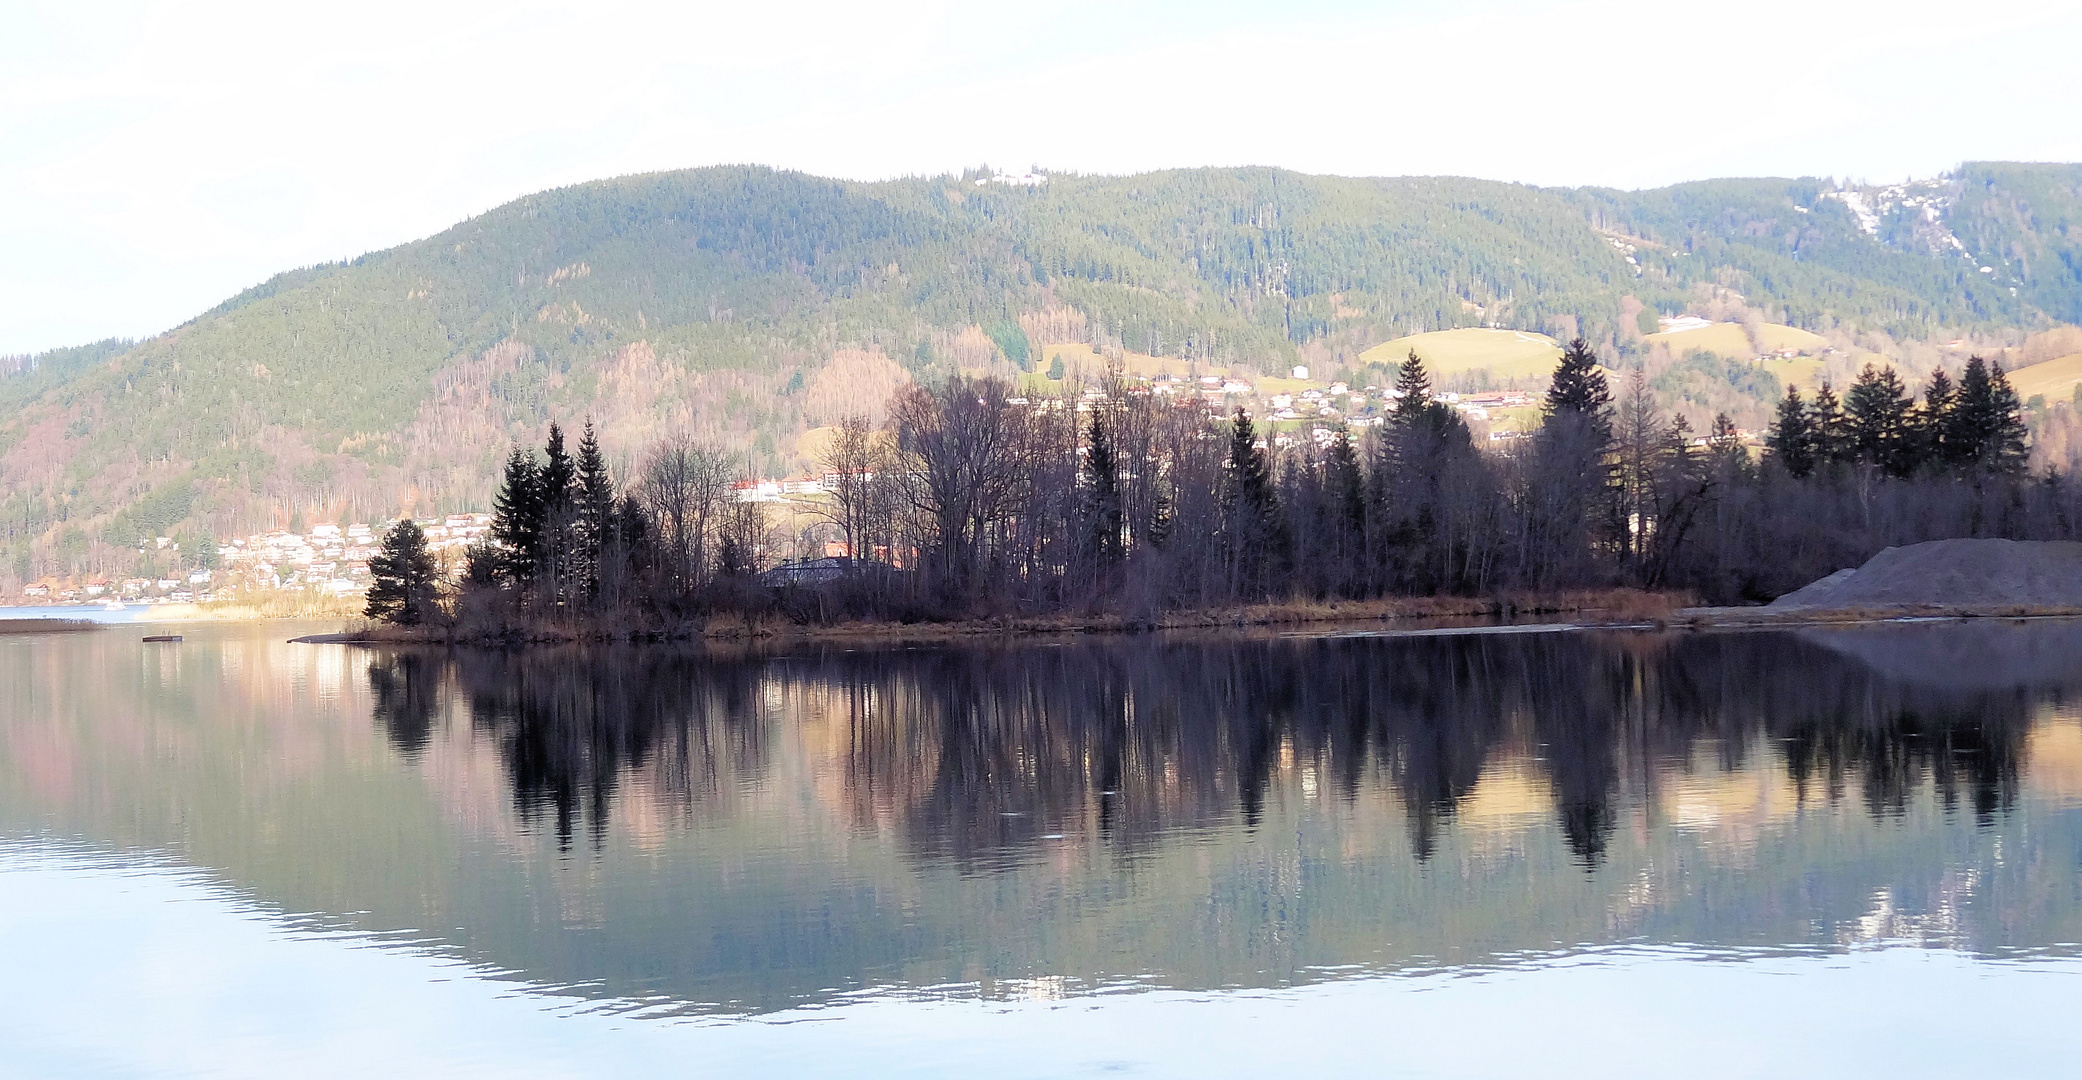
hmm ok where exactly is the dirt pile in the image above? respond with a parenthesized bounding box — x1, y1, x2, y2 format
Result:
(1768, 538, 2082, 613)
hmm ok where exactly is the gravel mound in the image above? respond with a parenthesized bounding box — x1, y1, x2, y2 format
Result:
(1768, 538, 2082, 612)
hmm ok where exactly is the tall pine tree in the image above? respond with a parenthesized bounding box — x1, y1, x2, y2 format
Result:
(1082, 408, 1125, 572)
(1767, 386, 1815, 478)
(538, 423, 577, 595)
(489, 446, 543, 583)
(1950, 356, 2029, 474)
(1529, 338, 1616, 583)
(574, 419, 615, 597)
(1917, 367, 1957, 470)
(1222, 408, 1284, 595)
(1807, 381, 1849, 468)
(1844, 364, 1912, 476)
(1542, 338, 1613, 442)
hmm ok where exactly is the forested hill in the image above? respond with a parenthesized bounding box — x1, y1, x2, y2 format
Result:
(4, 162, 2080, 584)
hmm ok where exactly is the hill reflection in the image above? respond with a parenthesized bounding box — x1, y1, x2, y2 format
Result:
(372, 624, 2050, 867)
(10, 618, 2082, 1016)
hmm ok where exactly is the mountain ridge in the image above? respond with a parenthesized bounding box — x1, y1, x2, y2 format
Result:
(4, 161, 2080, 586)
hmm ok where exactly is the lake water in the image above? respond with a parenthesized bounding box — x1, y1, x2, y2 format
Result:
(7, 619, 2082, 1077)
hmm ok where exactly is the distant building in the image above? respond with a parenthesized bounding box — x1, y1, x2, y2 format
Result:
(977, 170, 1048, 187)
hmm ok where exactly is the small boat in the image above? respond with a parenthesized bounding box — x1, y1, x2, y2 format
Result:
(142, 635, 183, 643)
(102, 600, 127, 611)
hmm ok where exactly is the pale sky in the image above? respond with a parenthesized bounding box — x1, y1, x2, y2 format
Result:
(5, 0, 2080, 356)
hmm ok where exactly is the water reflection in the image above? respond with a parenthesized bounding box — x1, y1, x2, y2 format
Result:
(7, 619, 2082, 1020)
(375, 626, 2050, 868)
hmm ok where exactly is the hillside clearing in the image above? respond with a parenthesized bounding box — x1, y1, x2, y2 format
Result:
(1755, 356, 1827, 391)
(1753, 323, 1829, 353)
(1358, 328, 1562, 379)
(2006, 352, 2082, 403)
(1646, 321, 1826, 360)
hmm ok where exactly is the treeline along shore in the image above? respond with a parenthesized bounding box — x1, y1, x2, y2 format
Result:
(355, 338, 2070, 641)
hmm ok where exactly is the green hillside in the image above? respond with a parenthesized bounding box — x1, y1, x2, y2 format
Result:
(4, 162, 2080, 585)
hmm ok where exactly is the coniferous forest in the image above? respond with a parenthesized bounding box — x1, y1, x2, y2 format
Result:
(367, 339, 2060, 632)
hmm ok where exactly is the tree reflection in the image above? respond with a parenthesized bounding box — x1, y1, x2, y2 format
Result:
(367, 652, 442, 760)
(366, 623, 2051, 864)
(367, 647, 772, 850)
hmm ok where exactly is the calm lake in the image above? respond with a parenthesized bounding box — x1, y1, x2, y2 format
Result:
(7, 619, 2082, 1077)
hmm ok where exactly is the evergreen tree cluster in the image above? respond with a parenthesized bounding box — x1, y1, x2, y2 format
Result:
(475, 420, 648, 609)
(1768, 356, 2027, 479)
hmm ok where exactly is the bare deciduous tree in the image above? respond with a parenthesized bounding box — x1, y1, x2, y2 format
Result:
(638, 435, 732, 598)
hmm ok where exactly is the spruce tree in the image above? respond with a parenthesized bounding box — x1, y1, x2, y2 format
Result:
(1767, 386, 1814, 478)
(1844, 364, 1912, 476)
(574, 419, 614, 596)
(1917, 367, 1956, 470)
(1225, 408, 1277, 517)
(1807, 382, 1849, 467)
(1325, 425, 1365, 549)
(1380, 349, 1462, 482)
(1532, 337, 1616, 576)
(1222, 408, 1284, 593)
(489, 446, 543, 582)
(541, 422, 575, 506)
(365, 518, 440, 625)
(1988, 362, 2029, 473)
(1543, 338, 1613, 444)
(1082, 409, 1125, 570)
(1392, 350, 1434, 424)
(1950, 356, 2029, 474)
(538, 423, 577, 594)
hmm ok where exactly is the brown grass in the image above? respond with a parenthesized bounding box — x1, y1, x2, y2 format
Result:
(314, 588, 1697, 648)
(157, 593, 367, 621)
(0, 618, 101, 634)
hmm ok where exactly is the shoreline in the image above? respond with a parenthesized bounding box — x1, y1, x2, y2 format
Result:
(291, 591, 1678, 647)
(1676, 603, 2082, 628)
(13, 595, 2074, 646)
(287, 595, 2082, 648)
